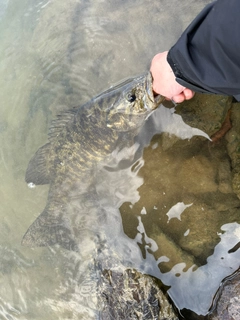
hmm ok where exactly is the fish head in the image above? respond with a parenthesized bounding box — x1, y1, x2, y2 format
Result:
(106, 72, 164, 131)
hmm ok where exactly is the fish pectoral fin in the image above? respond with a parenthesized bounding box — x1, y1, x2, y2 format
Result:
(22, 207, 78, 252)
(25, 143, 51, 185)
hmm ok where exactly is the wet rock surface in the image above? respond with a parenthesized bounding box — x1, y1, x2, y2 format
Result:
(209, 270, 240, 320)
(100, 268, 179, 320)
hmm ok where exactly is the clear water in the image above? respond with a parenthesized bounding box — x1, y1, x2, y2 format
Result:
(1, 0, 240, 319)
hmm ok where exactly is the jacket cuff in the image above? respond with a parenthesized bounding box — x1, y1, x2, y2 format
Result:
(167, 50, 213, 95)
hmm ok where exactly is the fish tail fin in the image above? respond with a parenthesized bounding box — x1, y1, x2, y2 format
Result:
(22, 206, 78, 252)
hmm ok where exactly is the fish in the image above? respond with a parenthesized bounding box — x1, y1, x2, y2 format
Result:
(21, 72, 179, 319)
(22, 72, 164, 251)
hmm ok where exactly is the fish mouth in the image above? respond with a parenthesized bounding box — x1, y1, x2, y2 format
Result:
(145, 72, 164, 109)
(145, 72, 155, 103)
(154, 94, 165, 105)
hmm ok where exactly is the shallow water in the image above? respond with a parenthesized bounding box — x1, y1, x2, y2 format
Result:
(1, 0, 240, 319)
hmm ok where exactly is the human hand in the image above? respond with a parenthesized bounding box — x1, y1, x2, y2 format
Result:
(150, 51, 195, 103)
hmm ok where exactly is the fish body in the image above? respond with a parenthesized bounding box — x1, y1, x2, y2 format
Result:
(21, 73, 178, 319)
(23, 72, 163, 251)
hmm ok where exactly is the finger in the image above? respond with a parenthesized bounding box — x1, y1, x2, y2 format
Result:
(172, 93, 185, 103)
(183, 88, 195, 100)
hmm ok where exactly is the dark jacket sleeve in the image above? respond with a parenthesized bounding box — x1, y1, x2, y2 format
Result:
(167, 0, 240, 101)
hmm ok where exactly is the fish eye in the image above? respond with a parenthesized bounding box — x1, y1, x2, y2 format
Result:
(127, 93, 136, 103)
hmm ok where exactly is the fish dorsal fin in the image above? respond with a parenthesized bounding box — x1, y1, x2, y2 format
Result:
(25, 142, 51, 185)
(22, 206, 78, 252)
(48, 110, 77, 142)
(25, 109, 77, 186)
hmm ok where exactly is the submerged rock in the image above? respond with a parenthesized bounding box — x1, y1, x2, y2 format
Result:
(120, 93, 240, 316)
(99, 268, 179, 320)
(175, 94, 232, 138)
(225, 102, 240, 199)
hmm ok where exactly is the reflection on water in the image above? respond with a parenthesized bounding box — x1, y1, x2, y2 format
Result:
(120, 102, 240, 316)
(1, 0, 240, 319)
